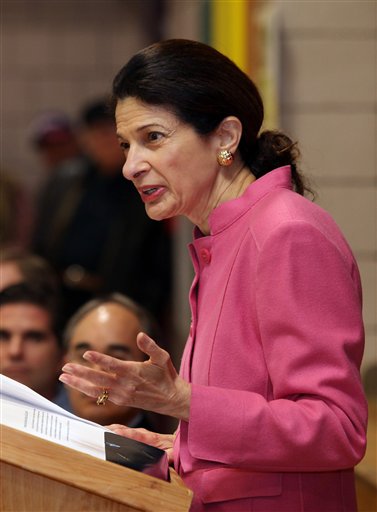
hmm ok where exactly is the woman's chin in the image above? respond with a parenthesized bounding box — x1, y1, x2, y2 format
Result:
(145, 204, 174, 221)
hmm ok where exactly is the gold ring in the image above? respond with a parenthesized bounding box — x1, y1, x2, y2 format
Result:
(96, 389, 109, 406)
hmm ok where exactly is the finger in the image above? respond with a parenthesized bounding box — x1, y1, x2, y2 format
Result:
(107, 424, 156, 445)
(136, 332, 170, 367)
(60, 363, 115, 396)
(106, 424, 131, 435)
(107, 424, 150, 436)
(107, 423, 128, 431)
(82, 350, 130, 374)
(62, 363, 109, 385)
(59, 372, 103, 399)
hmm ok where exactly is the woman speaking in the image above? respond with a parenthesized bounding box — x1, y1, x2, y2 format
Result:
(60, 39, 367, 512)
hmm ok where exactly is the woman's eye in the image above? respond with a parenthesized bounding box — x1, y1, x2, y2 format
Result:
(120, 141, 129, 151)
(148, 131, 163, 142)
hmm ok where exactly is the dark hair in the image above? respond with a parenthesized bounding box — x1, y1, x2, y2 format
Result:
(0, 247, 60, 294)
(63, 292, 161, 351)
(0, 282, 63, 346)
(112, 39, 311, 196)
(80, 98, 114, 127)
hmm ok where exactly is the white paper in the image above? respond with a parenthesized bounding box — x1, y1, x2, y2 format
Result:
(0, 374, 108, 460)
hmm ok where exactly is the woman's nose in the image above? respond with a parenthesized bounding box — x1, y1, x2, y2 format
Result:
(122, 163, 146, 181)
(122, 146, 149, 181)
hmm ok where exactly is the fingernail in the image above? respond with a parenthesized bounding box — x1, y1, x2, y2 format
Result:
(62, 364, 72, 373)
(59, 374, 69, 383)
(83, 351, 94, 361)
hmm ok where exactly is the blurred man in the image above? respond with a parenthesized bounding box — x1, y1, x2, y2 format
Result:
(0, 248, 59, 293)
(31, 98, 172, 324)
(30, 111, 82, 170)
(0, 172, 33, 250)
(63, 293, 159, 428)
(0, 283, 70, 410)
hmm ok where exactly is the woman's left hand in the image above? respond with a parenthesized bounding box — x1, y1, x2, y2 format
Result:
(107, 425, 176, 464)
(59, 332, 191, 421)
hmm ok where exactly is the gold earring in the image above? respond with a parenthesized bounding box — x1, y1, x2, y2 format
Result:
(217, 149, 233, 167)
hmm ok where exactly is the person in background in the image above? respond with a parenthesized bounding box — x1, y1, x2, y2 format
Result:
(0, 247, 59, 293)
(0, 282, 70, 411)
(31, 98, 172, 325)
(63, 293, 162, 429)
(60, 40, 367, 511)
(30, 111, 83, 171)
(0, 170, 33, 250)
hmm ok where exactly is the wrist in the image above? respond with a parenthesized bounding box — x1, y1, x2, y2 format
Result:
(171, 378, 191, 422)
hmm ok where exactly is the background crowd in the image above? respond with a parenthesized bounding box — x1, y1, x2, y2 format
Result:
(0, 97, 174, 432)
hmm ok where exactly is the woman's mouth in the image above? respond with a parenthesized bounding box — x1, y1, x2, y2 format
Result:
(144, 187, 158, 195)
(139, 186, 166, 203)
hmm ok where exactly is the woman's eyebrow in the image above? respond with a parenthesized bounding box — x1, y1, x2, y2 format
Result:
(117, 123, 166, 139)
(136, 123, 165, 131)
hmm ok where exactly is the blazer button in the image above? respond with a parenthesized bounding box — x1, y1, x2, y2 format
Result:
(200, 248, 211, 264)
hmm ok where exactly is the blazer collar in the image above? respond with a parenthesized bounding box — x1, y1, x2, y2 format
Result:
(194, 165, 292, 238)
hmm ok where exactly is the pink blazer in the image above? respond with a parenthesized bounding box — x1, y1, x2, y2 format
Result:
(174, 166, 367, 512)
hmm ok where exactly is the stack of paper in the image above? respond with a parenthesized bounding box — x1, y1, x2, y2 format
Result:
(0, 374, 169, 481)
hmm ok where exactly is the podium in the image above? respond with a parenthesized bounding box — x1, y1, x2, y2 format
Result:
(1, 425, 193, 512)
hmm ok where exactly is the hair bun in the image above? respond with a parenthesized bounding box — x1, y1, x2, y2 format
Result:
(250, 130, 312, 197)
(251, 130, 298, 177)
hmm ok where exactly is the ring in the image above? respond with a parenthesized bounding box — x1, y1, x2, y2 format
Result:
(96, 389, 109, 406)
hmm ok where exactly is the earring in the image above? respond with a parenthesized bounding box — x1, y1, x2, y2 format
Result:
(217, 149, 233, 167)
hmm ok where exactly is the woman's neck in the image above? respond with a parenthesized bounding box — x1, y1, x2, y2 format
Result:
(197, 164, 256, 235)
(214, 165, 255, 209)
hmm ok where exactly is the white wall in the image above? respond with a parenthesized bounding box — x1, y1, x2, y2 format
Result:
(2, 0, 149, 193)
(277, 0, 376, 376)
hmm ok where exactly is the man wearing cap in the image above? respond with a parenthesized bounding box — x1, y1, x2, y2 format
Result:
(30, 111, 82, 170)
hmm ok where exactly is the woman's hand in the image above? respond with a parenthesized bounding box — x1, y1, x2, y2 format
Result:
(59, 332, 191, 421)
(107, 425, 175, 464)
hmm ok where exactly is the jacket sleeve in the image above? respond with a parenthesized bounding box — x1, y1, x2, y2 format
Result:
(186, 220, 367, 471)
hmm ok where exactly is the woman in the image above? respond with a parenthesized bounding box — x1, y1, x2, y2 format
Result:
(60, 39, 367, 511)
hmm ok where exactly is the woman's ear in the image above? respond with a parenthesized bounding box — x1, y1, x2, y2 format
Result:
(216, 116, 243, 154)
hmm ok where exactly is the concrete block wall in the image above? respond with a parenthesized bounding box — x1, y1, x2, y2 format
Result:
(2, 0, 149, 193)
(278, 0, 376, 374)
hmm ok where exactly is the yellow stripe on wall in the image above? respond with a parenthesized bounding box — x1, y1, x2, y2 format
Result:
(210, 0, 250, 74)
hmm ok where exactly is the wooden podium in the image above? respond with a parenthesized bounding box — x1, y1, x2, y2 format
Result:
(1, 425, 193, 512)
